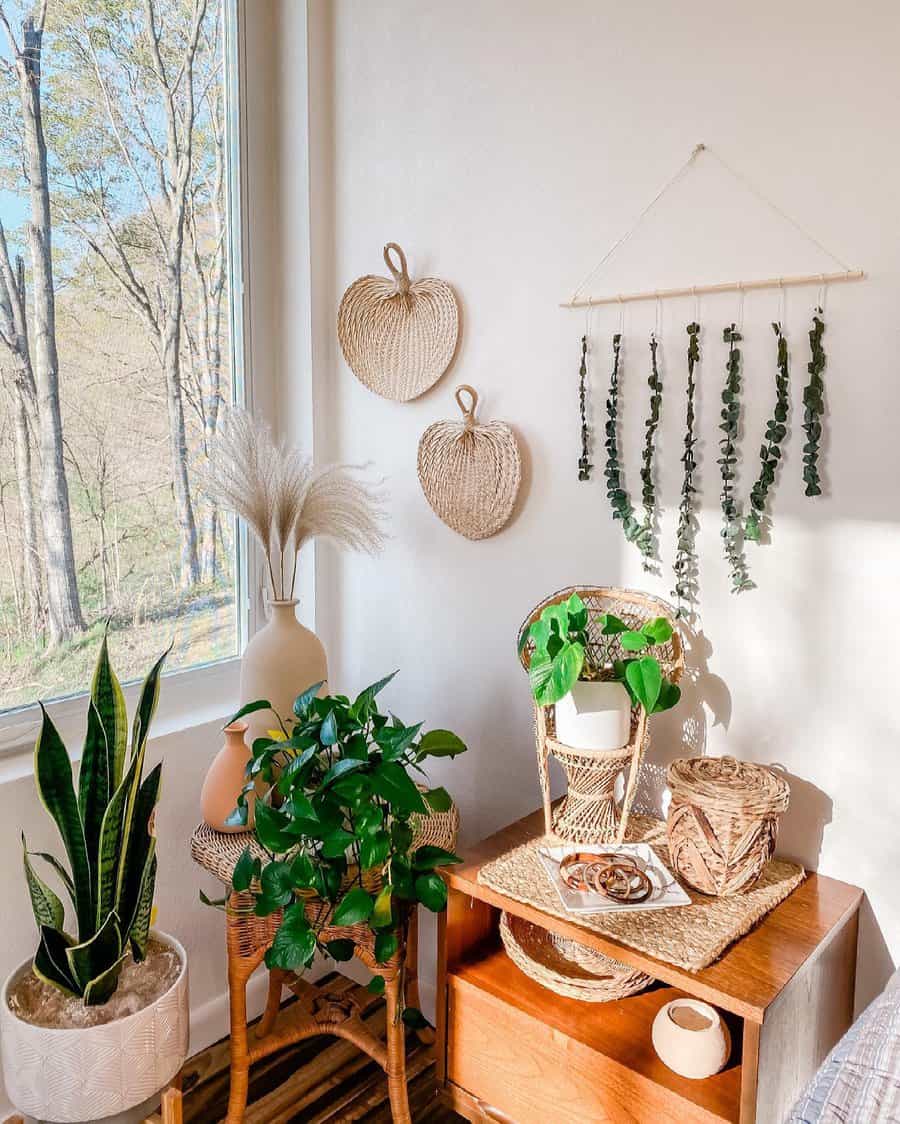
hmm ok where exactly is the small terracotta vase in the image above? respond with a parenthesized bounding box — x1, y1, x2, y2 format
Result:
(239, 599, 328, 749)
(201, 720, 255, 833)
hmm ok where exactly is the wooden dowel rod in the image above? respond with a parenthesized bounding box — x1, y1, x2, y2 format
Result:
(561, 268, 865, 309)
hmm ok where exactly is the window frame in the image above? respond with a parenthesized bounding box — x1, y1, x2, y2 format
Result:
(0, 0, 260, 771)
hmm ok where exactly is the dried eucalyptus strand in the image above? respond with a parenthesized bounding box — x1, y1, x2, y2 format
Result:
(638, 331, 663, 565)
(672, 322, 700, 614)
(745, 322, 790, 541)
(603, 333, 644, 549)
(719, 325, 753, 593)
(577, 334, 592, 481)
(801, 307, 826, 497)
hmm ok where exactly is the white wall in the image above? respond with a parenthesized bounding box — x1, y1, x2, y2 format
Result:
(291, 0, 900, 1013)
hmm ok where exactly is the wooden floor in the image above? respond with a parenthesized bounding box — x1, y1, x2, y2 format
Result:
(180, 973, 465, 1123)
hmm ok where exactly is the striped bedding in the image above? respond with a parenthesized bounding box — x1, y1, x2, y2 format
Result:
(789, 971, 900, 1122)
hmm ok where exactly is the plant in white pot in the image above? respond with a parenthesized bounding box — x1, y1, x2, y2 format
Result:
(523, 592, 681, 748)
(199, 407, 387, 829)
(1, 638, 188, 1123)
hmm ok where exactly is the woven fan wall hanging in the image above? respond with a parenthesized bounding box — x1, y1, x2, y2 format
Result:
(337, 242, 459, 401)
(417, 385, 522, 540)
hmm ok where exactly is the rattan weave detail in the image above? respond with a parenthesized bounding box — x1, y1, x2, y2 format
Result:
(500, 911, 653, 1002)
(417, 384, 522, 541)
(518, 587, 684, 844)
(667, 756, 791, 896)
(478, 814, 804, 972)
(337, 243, 459, 401)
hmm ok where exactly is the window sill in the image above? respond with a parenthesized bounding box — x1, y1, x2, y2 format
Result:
(0, 657, 242, 785)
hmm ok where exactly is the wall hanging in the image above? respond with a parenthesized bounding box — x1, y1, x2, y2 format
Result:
(338, 242, 459, 401)
(560, 143, 862, 611)
(417, 384, 521, 540)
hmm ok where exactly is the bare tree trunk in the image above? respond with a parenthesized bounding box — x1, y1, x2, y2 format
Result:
(0, 479, 23, 638)
(11, 389, 43, 638)
(15, 15, 84, 643)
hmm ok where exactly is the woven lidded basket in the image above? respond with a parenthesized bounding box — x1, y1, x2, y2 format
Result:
(500, 912, 653, 1002)
(338, 242, 459, 401)
(666, 756, 790, 897)
(418, 385, 521, 541)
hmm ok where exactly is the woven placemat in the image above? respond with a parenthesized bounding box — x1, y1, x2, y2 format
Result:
(478, 814, 804, 972)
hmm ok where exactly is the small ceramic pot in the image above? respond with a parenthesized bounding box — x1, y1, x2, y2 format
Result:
(0, 931, 188, 1123)
(651, 997, 731, 1080)
(201, 719, 254, 832)
(554, 680, 631, 751)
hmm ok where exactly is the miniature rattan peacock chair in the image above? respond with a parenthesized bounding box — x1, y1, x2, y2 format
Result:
(518, 587, 684, 845)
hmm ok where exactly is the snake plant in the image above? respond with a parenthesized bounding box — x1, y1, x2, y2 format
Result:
(22, 637, 168, 1004)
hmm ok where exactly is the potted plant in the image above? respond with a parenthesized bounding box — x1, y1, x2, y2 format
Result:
(522, 592, 681, 749)
(222, 671, 465, 1020)
(0, 639, 188, 1124)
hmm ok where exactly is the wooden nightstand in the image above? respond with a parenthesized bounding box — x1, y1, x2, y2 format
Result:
(435, 809, 863, 1124)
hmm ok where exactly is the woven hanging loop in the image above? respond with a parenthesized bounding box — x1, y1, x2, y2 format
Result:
(417, 384, 521, 541)
(338, 242, 459, 401)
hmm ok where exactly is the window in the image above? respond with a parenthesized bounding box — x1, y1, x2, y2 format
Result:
(0, 0, 246, 717)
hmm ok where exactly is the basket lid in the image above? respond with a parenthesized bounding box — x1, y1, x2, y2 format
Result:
(666, 755, 790, 814)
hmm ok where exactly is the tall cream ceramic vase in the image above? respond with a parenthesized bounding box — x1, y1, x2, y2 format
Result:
(239, 598, 328, 753)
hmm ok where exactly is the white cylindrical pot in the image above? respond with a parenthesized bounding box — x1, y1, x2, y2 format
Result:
(0, 932, 189, 1123)
(554, 680, 631, 751)
(240, 599, 328, 747)
(651, 997, 731, 1080)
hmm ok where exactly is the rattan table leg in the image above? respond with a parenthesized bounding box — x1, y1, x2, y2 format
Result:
(257, 966, 286, 1039)
(384, 970, 412, 1124)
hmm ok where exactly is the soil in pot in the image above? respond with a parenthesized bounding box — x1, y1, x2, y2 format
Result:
(7, 937, 180, 1030)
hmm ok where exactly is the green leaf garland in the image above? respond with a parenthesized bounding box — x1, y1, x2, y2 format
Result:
(745, 321, 790, 542)
(718, 325, 753, 593)
(802, 307, 826, 497)
(638, 331, 663, 565)
(672, 322, 700, 614)
(577, 334, 592, 481)
(604, 333, 648, 552)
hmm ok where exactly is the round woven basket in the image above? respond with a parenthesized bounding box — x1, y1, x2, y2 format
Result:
(417, 385, 521, 540)
(666, 756, 790, 897)
(499, 912, 653, 1002)
(338, 242, 459, 401)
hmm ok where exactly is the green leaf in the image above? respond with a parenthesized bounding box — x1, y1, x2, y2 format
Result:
(325, 939, 355, 961)
(332, 887, 374, 926)
(66, 911, 122, 993)
(118, 762, 162, 938)
(371, 762, 428, 814)
(90, 631, 127, 790)
(34, 705, 93, 939)
(598, 612, 628, 635)
(254, 803, 295, 853)
(78, 701, 110, 895)
(624, 657, 663, 714)
(620, 630, 649, 652)
(321, 757, 365, 787)
(390, 856, 416, 900)
(343, 733, 369, 761)
(130, 646, 169, 762)
(651, 680, 682, 714)
(321, 828, 356, 859)
(199, 888, 228, 909)
(320, 710, 338, 746)
(565, 593, 588, 631)
(96, 753, 138, 928)
(371, 883, 394, 929)
(34, 926, 79, 996)
(260, 861, 295, 905)
(527, 650, 554, 702)
(415, 872, 448, 912)
(22, 834, 65, 931)
(232, 847, 259, 893)
(412, 845, 462, 871)
(130, 852, 157, 960)
(292, 681, 325, 718)
(374, 931, 398, 964)
(642, 617, 673, 644)
(225, 699, 273, 727)
(401, 1006, 430, 1030)
(83, 950, 129, 1006)
(289, 852, 315, 889)
(527, 617, 551, 655)
(390, 820, 414, 852)
(539, 641, 584, 706)
(360, 830, 391, 871)
(265, 903, 316, 970)
(224, 801, 249, 829)
(367, 974, 385, 996)
(424, 786, 452, 813)
(376, 722, 423, 762)
(417, 729, 466, 759)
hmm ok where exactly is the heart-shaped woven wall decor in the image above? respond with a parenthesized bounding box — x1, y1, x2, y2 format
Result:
(337, 243, 459, 401)
(417, 385, 522, 540)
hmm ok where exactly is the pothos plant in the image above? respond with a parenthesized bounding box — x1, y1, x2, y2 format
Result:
(745, 321, 790, 541)
(719, 325, 753, 592)
(802, 307, 826, 497)
(521, 593, 681, 715)
(672, 322, 701, 614)
(221, 674, 466, 1013)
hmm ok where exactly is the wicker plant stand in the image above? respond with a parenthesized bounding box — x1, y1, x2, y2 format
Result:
(191, 810, 457, 1124)
(518, 587, 684, 844)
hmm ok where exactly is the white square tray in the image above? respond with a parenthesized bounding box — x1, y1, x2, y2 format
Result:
(537, 842, 691, 915)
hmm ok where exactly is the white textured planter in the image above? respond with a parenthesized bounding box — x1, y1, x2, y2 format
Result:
(554, 680, 631, 751)
(1, 931, 189, 1123)
(651, 997, 731, 1080)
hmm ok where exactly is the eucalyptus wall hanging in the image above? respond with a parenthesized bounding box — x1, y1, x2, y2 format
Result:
(558, 141, 864, 608)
